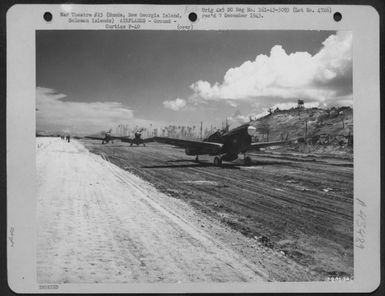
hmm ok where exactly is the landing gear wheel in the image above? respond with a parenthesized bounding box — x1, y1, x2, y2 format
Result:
(130, 143, 133, 147)
(214, 156, 222, 166)
(195, 156, 199, 162)
(143, 143, 146, 147)
(244, 156, 252, 166)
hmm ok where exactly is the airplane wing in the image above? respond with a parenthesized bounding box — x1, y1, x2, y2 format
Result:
(120, 137, 153, 143)
(110, 136, 129, 141)
(152, 137, 222, 154)
(247, 139, 294, 151)
(120, 137, 133, 143)
(143, 137, 155, 143)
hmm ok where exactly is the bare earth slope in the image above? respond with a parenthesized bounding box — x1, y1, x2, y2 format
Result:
(37, 138, 275, 283)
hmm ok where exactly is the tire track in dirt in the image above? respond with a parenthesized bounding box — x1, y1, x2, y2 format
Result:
(108, 147, 352, 226)
(96, 145, 353, 248)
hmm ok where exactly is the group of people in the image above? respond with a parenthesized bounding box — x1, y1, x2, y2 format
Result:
(60, 135, 71, 142)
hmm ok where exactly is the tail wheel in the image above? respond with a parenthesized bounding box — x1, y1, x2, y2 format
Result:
(214, 156, 222, 166)
(244, 156, 252, 166)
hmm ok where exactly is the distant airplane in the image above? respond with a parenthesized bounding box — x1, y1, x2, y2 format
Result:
(121, 129, 152, 146)
(84, 129, 122, 144)
(151, 123, 298, 166)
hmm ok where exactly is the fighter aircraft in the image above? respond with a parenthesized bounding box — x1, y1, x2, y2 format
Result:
(121, 129, 152, 146)
(84, 129, 121, 144)
(151, 123, 298, 166)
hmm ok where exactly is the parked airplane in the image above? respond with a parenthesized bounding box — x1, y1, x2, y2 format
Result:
(151, 123, 298, 166)
(121, 130, 152, 146)
(84, 129, 121, 144)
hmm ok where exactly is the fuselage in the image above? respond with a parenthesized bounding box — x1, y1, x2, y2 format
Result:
(101, 129, 113, 144)
(132, 133, 144, 145)
(217, 124, 253, 155)
(185, 123, 256, 159)
(101, 133, 112, 144)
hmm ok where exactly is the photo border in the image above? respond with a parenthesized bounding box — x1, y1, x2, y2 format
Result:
(3, 1, 384, 294)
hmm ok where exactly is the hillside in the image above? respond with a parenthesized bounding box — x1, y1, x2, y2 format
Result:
(251, 106, 353, 158)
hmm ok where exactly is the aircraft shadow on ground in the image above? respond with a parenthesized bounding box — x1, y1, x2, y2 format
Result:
(166, 159, 196, 163)
(141, 161, 241, 170)
(250, 160, 287, 166)
(166, 158, 285, 166)
(141, 159, 285, 169)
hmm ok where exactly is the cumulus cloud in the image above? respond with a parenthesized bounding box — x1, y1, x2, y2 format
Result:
(226, 110, 250, 127)
(36, 87, 134, 134)
(190, 31, 352, 104)
(163, 98, 187, 111)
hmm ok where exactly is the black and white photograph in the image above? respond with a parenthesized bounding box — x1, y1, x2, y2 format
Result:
(35, 29, 354, 283)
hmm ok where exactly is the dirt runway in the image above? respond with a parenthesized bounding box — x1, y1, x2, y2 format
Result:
(82, 139, 354, 281)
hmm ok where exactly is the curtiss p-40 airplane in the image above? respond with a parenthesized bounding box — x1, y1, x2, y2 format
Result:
(151, 123, 299, 166)
(84, 129, 123, 144)
(121, 129, 153, 147)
